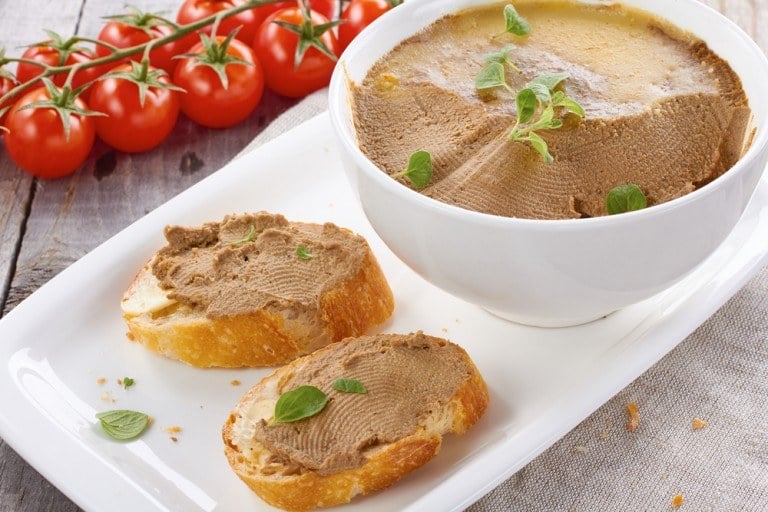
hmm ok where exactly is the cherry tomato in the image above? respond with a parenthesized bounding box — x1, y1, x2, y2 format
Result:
(89, 63, 181, 153)
(339, 0, 391, 51)
(255, 0, 336, 26)
(173, 36, 264, 128)
(253, 7, 339, 98)
(96, 21, 194, 75)
(16, 45, 109, 96)
(177, 0, 261, 44)
(4, 87, 95, 179)
(0, 76, 15, 123)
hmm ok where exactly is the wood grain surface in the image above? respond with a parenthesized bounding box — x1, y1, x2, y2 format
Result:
(0, 0, 765, 510)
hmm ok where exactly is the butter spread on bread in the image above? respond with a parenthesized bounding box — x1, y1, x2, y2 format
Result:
(121, 212, 394, 368)
(223, 332, 489, 511)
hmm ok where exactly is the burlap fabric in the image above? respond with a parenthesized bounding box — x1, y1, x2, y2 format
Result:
(246, 91, 768, 512)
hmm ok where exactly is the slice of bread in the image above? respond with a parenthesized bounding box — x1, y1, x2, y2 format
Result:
(222, 332, 489, 511)
(121, 213, 394, 368)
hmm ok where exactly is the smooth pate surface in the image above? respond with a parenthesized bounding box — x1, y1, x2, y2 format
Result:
(151, 212, 367, 318)
(250, 332, 474, 476)
(351, 0, 751, 219)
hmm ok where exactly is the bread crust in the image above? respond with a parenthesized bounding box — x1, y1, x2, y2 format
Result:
(222, 334, 489, 511)
(123, 248, 394, 368)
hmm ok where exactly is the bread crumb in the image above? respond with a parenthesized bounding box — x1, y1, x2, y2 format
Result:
(626, 402, 639, 432)
(165, 426, 182, 435)
(170, 437, 179, 443)
(126, 331, 135, 341)
(574, 445, 588, 454)
(692, 418, 708, 430)
(147, 416, 154, 425)
(100, 391, 114, 402)
(117, 379, 122, 386)
(441, 328, 448, 333)
(230, 380, 241, 387)
(599, 430, 608, 440)
(672, 494, 684, 508)
(96, 377, 107, 385)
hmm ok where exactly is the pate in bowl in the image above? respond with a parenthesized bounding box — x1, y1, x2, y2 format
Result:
(329, 0, 768, 327)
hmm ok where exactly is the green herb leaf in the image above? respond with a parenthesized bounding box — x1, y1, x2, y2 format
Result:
(554, 96, 586, 118)
(503, 4, 531, 36)
(391, 150, 433, 189)
(123, 377, 135, 390)
(271, 385, 328, 424)
(529, 73, 569, 93)
(476, 62, 507, 91)
(516, 88, 537, 124)
(296, 246, 313, 260)
(232, 224, 256, 246)
(526, 132, 553, 163)
(606, 184, 647, 215)
(528, 82, 551, 103)
(96, 410, 149, 441)
(484, 43, 516, 64)
(332, 378, 367, 394)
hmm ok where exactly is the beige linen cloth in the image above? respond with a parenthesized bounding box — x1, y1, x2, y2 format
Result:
(247, 91, 768, 512)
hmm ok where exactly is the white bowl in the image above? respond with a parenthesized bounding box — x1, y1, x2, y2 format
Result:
(329, 0, 768, 327)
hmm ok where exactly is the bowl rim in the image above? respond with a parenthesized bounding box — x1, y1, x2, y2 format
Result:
(329, 0, 768, 230)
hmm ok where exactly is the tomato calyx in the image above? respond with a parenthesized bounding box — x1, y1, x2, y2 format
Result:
(25, 29, 90, 67)
(101, 59, 185, 107)
(16, 78, 105, 141)
(175, 26, 251, 89)
(102, 6, 177, 36)
(272, 0, 342, 69)
(385, 0, 403, 7)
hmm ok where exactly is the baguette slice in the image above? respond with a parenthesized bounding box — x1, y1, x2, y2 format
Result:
(222, 332, 489, 511)
(121, 214, 394, 368)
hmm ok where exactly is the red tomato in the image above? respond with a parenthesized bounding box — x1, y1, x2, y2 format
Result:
(339, 0, 391, 51)
(177, 0, 261, 44)
(89, 64, 181, 153)
(255, 0, 336, 26)
(4, 87, 95, 179)
(0, 76, 15, 123)
(16, 45, 108, 98)
(96, 21, 194, 75)
(253, 8, 339, 98)
(173, 36, 264, 128)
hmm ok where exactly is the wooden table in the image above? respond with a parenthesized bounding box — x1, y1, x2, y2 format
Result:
(0, 0, 765, 510)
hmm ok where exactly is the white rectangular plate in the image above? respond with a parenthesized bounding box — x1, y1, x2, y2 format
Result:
(1, 113, 767, 512)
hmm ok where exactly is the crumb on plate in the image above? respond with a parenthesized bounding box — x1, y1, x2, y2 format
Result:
(165, 426, 182, 435)
(230, 380, 241, 387)
(672, 493, 684, 508)
(96, 377, 107, 385)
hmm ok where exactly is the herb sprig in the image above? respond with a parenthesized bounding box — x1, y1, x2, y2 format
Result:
(503, 4, 530, 36)
(508, 75, 585, 163)
(271, 385, 328, 425)
(606, 184, 647, 215)
(476, 44, 519, 91)
(392, 150, 433, 189)
(96, 410, 150, 441)
(231, 224, 256, 246)
(332, 378, 367, 394)
(296, 246, 313, 260)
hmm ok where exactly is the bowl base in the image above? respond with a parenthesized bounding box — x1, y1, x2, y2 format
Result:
(482, 307, 617, 328)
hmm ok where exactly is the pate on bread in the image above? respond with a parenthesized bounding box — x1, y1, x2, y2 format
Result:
(223, 332, 489, 511)
(121, 212, 394, 368)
